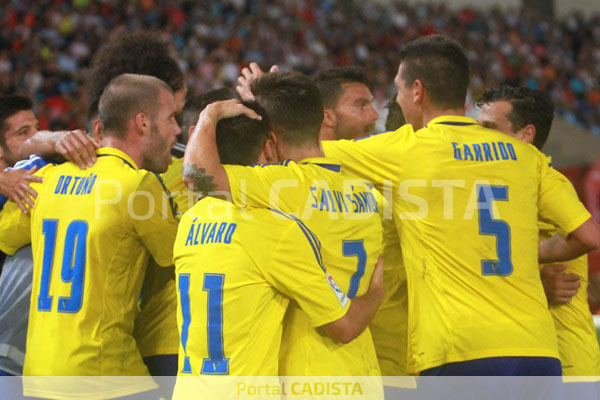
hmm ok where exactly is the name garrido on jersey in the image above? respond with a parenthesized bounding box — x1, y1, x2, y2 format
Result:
(452, 140, 518, 162)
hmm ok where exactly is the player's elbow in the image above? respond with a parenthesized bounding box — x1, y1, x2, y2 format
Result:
(321, 316, 358, 344)
(571, 218, 600, 254)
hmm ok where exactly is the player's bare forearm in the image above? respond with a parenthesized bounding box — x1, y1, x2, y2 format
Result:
(539, 219, 600, 263)
(182, 104, 230, 194)
(19, 131, 59, 159)
(20, 130, 100, 169)
(322, 256, 384, 344)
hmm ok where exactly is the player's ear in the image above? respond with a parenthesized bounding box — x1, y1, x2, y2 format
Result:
(518, 124, 536, 145)
(264, 132, 279, 163)
(323, 108, 336, 128)
(413, 79, 424, 105)
(134, 113, 150, 135)
(92, 119, 102, 141)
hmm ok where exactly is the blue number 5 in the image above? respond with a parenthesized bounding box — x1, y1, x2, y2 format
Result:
(38, 219, 88, 312)
(343, 240, 367, 298)
(477, 185, 513, 276)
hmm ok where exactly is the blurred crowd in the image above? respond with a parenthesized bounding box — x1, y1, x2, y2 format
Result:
(1, 0, 600, 134)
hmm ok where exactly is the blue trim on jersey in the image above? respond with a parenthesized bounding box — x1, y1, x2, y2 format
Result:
(353, 131, 388, 142)
(270, 209, 326, 272)
(96, 153, 136, 170)
(305, 162, 341, 173)
(152, 173, 178, 217)
(1, 155, 52, 211)
(434, 121, 477, 126)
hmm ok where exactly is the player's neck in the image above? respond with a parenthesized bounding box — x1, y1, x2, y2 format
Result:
(279, 142, 323, 162)
(422, 107, 466, 127)
(101, 135, 143, 168)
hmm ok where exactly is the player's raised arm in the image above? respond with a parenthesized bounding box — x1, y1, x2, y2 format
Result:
(322, 256, 385, 344)
(539, 219, 600, 263)
(19, 129, 100, 170)
(182, 99, 262, 194)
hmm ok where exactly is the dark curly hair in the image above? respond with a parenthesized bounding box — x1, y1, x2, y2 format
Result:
(86, 31, 185, 120)
(476, 85, 554, 150)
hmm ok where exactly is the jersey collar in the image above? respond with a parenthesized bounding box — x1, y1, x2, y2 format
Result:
(300, 157, 342, 173)
(427, 115, 479, 127)
(96, 147, 139, 170)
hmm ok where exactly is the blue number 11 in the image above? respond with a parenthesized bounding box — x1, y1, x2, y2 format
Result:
(178, 273, 230, 375)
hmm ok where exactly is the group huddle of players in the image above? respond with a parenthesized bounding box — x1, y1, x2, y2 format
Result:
(0, 30, 599, 400)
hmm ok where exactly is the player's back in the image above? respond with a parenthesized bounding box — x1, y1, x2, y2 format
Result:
(24, 147, 177, 387)
(173, 196, 350, 380)
(224, 158, 383, 375)
(392, 120, 563, 371)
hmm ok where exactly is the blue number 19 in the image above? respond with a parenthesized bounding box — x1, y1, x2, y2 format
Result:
(477, 185, 513, 276)
(38, 219, 88, 313)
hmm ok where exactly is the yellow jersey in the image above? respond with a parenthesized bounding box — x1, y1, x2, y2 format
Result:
(539, 217, 600, 378)
(0, 147, 178, 399)
(370, 213, 409, 376)
(134, 157, 196, 358)
(323, 116, 591, 373)
(172, 197, 349, 379)
(224, 158, 383, 377)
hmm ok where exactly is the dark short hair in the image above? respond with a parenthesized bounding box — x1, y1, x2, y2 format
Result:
(87, 31, 185, 120)
(398, 35, 470, 109)
(99, 74, 172, 139)
(181, 88, 238, 144)
(0, 95, 33, 147)
(314, 66, 371, 109)
(251, 72, 323, 147)
(216, 101, 270, 166)
(385, 95, 406, 131)
(476, 85, 554, 150)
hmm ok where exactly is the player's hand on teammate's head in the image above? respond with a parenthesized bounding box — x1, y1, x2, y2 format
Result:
(55, 129, 101, 170)
(367, 255, 385, 304)
(540, 264, 581, 306)
(207, 99, 263, 122)
(236, 62, 279, 101)
(0, 167, 43, 214)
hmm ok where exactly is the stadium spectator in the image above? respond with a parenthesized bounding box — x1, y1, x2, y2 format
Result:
(2, 2, 600, 135)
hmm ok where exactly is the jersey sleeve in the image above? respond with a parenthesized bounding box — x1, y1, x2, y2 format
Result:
(131, 172, 179, 267)
(224, 163, 302, 209)
(261, 219, 351, 328)
(538, 163, 591, 236)
(321, 127, 411, 189)
(0, 200, 31, 255)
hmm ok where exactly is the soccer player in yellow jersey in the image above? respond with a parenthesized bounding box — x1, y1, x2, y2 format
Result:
(173, 101, 384, 399)
(319, 35, 600, 379)
(0, 74, 180, 399)
(477, 85, 600, 392)
(314, 66, 410, 379)
(184, 73, 384, 385)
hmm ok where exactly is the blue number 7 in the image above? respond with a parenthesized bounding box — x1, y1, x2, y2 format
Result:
(343, 240, 367, 298)
(477, 185, 513, 276)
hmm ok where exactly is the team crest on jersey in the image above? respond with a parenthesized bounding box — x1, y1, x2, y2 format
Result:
(326, 273, 348, 307)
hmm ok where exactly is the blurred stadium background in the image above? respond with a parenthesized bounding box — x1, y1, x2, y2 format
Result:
(2, 0, 600, 330)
